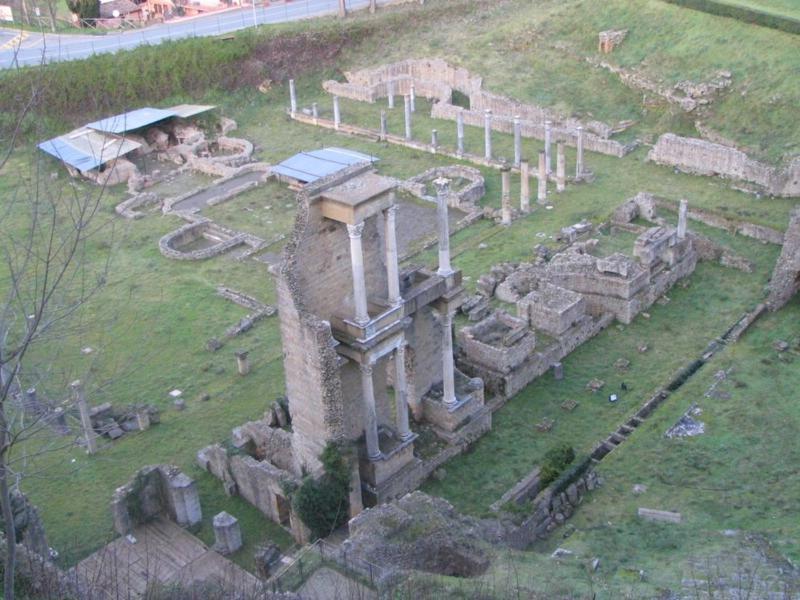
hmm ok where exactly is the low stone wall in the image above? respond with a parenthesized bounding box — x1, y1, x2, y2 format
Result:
(115, 191, 160, 220)
(648, 133, 800, 197)
(158, 218, 264, 261)
(402, 165, 485, 211)
(504, 468, 600, 550)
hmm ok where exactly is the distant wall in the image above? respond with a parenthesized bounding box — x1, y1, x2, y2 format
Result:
(648, 133, 800, 197)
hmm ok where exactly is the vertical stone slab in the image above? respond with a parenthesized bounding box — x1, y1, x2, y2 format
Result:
(456, 109, 465, 156)
(431, 129, 438, 152)
(520, 159, 531, 213)
(332, 95, 341, 130)
(168, 472, 202, 527)
(556, 142, 566, 192)
(311, 102, 318, 125)
(501, 166, 512, 226)
(513, 116, 522, 167)
(576, 126, 585, 179)
(235, 350, 250, 376)
(410, 83, 416, 113)
(544, 120, 552, 174)
(537, 150, 547, 205)
(380, 110, 388, 139)
(136, 410, 151, 431)
(289, 79, 297, 117)
(404, 95, 412, 141)
(678, 199, 688, 240)
(484, 110, 492, 160)
(213, 511, 243, 555)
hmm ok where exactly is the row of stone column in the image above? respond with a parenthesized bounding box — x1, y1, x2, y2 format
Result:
(289, 81, 586, 179)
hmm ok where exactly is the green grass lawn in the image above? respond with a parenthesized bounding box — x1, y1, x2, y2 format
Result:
(712, 0, 800, 19)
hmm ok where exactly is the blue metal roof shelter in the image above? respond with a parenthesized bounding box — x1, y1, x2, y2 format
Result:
(85, 107, 178, 135)
(272, 147, 378, 184)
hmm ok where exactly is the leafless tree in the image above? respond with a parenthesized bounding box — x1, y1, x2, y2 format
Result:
(0, 55, 116, 598)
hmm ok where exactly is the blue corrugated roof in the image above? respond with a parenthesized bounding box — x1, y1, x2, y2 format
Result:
(38, 137, 106, 171)
(272, 147, 378, 183)
(86, 107, 177, 134)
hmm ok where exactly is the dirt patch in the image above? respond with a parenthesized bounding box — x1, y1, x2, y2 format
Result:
(226, 29, 370, 89)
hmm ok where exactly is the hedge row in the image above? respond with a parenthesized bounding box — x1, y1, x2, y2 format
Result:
(660, 0, 800, 34)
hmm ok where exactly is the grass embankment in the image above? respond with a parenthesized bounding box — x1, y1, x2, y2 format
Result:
(660, 0, 800, 32)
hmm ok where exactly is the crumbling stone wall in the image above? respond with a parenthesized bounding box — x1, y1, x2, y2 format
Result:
(110, 465, 202, 535)
(648, 133, 800, 197)
(767, 207, 800, 311)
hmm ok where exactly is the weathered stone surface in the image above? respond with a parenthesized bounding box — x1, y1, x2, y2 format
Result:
(638, 507, 682, 524)
(345, 492, 494, 579)
(767, 207, 800, 310)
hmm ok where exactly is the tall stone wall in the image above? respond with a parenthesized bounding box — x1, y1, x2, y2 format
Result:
(648, 133, 800, 197)
(767, 207, 800, 311)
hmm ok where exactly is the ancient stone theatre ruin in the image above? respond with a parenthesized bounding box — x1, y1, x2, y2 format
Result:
(199, 162, 491, 541)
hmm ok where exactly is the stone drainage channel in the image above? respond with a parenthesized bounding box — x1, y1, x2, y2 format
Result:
(589, 302, 767, 463)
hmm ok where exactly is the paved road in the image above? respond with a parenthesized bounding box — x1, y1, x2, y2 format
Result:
(1, 0, 383, 68)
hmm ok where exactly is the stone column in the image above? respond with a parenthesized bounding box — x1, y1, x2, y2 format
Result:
(556, 142, 566, 192)
(380, 110, 388, 139)
(440, 311, 457, 407)
(576, 126, 584, 179)
(431, 129, 438, 152)
(537, 150, 547, 205)
(384, 202, 402, 306)
(394, 342, 413, 441)
(501, 165, 512, 226)
(513, 116, 522, 167)
(213, 511, 243, 555)
(311, 102, 318, 125)
(235, 350, 250, 376)
(456, 109, 465, 156)
(484, 109, 492, 160)
(387, 81, 395, 109)
(332, 95, 341, 130)
(434, 178, 453, 276)
(168, 472, 203, 527)
(544, 120, 552, 174)
(404, 95, 412, 141)
(346, 223, 369, 325)
(72, 379, 97, 455)
(520, 159, 531, 213)
(410, 83, 416, 113)
(369, 0, 375, 13)
(288, 79, 297, 117)
(678, 199, 688, 240)
(338, 0, 346, 18)
(359, 363, 381, 460)
(136, 410, 151, 431)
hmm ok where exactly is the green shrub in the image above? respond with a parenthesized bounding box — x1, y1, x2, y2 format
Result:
(539, 444, 576, 488)
(292, 443, 350, 539)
